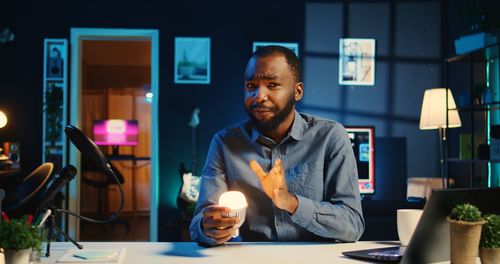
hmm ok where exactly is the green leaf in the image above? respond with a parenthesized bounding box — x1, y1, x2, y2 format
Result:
(481, 214, 500, 248)
(449, 203, 482, 222)
(0, 216, 42, 252)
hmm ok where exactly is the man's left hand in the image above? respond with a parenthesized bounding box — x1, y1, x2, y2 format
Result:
(249, 159, 298, 214)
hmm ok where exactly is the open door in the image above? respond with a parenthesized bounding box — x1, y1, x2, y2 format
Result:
(69, 28, 159, 241)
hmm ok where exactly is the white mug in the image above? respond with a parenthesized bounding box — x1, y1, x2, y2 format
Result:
(397, 209, 423, 247)
(0, 249, 4, 264)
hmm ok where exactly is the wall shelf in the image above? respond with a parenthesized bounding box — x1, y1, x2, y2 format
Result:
(447, 158, 500, 163)
(42, 39, 68, 175)
(445, 42, 500, 188)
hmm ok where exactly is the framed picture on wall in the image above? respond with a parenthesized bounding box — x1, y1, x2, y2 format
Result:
(46, 43, 66, 78)
(174, 37, 211, 84)
(253, 42, 299, 57)
(339, 38, 376, 86)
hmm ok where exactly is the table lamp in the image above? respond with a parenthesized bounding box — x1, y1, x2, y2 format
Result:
(218, 191, 247, 237)
(0, 110, 7, 128)
(419, 88, 461, 189)
(0, 110, 7, 153)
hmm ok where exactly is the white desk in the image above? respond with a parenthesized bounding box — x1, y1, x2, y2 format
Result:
(35, 241, 401, 264)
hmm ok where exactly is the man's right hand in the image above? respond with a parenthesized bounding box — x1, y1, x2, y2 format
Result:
(202, 205, 240, 245)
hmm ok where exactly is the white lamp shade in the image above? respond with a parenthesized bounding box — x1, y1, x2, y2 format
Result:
(419, 88, 462, 130)
(0, 110, 7, 128)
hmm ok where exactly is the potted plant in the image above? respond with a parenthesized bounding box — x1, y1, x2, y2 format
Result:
(0, 215, 42, 264)
(448, 203, 486, 264)
(480, 214, 500, 264)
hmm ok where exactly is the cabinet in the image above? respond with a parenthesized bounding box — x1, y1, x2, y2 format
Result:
(42, 39, 68, 175)
(445, 43, 500, 188)
(80, 88, 151, 215)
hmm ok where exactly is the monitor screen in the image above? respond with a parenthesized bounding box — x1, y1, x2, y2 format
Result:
(345, 126, 375, 194)
(93, 119, 139, 146)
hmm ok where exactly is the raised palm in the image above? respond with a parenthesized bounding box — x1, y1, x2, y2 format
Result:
(249, 159, 288, 200)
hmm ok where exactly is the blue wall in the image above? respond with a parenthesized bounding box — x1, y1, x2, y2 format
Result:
(302, 2, 443, 181)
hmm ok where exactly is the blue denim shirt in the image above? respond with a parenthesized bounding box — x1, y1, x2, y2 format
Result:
(189, 111, 364, 245)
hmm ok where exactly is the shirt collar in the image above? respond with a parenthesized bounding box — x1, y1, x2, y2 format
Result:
(289, 110, 305, 141)
(250, 110, 306, 143)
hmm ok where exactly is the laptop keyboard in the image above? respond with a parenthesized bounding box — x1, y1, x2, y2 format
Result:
(367, 248, 405, 261)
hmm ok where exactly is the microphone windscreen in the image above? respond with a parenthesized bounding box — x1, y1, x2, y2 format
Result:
(64, 125, 108, 169)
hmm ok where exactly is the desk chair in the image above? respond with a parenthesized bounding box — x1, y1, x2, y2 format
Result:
(81, 157, 130, 232)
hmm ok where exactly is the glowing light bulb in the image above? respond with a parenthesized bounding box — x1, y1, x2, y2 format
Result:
(0, 111, 7, 128)
(218, 191, 247, 237)
(219, 191, 247, 209)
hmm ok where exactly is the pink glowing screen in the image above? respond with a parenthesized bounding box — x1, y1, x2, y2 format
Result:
(93, 119, 139, 146)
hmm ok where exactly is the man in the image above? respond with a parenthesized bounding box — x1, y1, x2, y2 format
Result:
(189, 45, 364, 246)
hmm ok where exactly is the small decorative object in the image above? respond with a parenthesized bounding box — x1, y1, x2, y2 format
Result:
(479, 214, 500, 264)
(490, 125, 500, 161)
(0, 214, 42, 264)
(0, 28, 14, 44)
(448, 203, 486, 264)
(473, 82, 488, 105)
(218, 191, 247, 238)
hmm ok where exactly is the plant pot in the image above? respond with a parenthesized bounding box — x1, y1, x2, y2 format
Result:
(448, 218, 486, 264)
(479, 248, 500, 264)
(4, 249, 31, 264)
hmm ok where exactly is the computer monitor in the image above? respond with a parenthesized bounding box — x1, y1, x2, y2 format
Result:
(345, 126, 375, 194)
(93, 119, 139, 147)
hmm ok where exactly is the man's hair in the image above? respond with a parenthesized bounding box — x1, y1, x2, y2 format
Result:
(252, 45, 301, 82)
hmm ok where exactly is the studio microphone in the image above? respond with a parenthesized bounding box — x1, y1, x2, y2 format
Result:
(38, 165, 77, 211)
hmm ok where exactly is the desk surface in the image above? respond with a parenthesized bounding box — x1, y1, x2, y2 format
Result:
(36, 241, 457, 264)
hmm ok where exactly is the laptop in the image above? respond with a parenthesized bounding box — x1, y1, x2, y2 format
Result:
(343, 187, 500, 263)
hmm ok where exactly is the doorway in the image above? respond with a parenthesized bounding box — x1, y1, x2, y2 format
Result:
(69, 28, 159, 241)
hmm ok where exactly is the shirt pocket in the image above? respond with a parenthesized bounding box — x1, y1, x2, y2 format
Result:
(286, 162, 323, 201)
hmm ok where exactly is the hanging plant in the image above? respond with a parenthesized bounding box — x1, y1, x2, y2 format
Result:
(44, 83, 63, 147)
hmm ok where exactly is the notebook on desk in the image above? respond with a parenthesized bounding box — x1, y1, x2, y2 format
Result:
(343, 187, 500, 263)
(57, 248, 126, 263)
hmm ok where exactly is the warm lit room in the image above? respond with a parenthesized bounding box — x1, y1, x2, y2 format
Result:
(0, 0, 499, 263)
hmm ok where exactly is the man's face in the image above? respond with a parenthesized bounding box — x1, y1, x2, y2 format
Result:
(244, 54, 302, 133)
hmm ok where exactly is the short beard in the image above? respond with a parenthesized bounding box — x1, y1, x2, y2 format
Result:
(246, 95, 295, 134)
